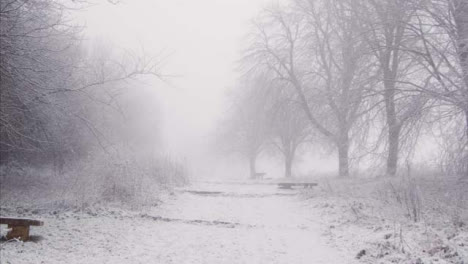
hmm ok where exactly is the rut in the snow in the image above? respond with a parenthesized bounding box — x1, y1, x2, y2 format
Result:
(139, 213, 258, 228)
(181, 190, 297, 198)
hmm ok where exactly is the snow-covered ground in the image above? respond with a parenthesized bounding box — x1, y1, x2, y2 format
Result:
(302, 178, 468, 264)
(0, 183, 354, 264)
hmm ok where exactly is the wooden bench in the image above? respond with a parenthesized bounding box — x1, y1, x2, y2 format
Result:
(0, 217, 44, 241)
(253, 172, 266, 180)
(277, 182, 318, 189)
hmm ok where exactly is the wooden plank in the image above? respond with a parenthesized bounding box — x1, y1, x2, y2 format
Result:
(277, 182, 318, 189)
(253, 173, 266, 179)
(6, 225, 30, 241)
(184, 190, 223, 195)
(0, 217, 44, 226)
(278, 183, 294, 189)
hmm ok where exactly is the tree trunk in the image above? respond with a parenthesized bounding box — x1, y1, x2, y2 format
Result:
(454, 0, 468, 178)
(387, 123, 401, 177)
(284, 153, 293, 178)
(249, 154, 257, 179)
(454, 0, 468, 90)
(384, 73, 400, 177)
(466, 109, 468, 141)
(337, 133, 350, 178)
(465, 110, 468, 178)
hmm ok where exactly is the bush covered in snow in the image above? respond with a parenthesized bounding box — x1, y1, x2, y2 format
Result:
(0, 151, 189, 211)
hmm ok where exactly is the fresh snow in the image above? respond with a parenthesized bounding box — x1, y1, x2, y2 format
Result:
(0, 183, 354, 264)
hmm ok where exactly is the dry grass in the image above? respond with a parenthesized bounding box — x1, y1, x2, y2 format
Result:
(0, 153, 189, 212)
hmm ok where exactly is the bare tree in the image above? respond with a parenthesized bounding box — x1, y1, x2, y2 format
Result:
(0, 0, 78, 157)
(404, 0, 468, 176)
(244, 1, 374, 177)
(0, 0, 163, 167)
(353, 0, 430, 176)
(268, 87, 311, 178)
(218, 75, 271, 178)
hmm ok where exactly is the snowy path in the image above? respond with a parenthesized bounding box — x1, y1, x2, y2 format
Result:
(1, 183, 354, 264)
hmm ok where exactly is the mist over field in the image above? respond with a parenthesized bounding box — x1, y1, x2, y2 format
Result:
(0, 0, 467, 263)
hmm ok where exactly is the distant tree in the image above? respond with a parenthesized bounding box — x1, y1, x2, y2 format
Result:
(244, 1, 374, 177)
(268, 87, 311, 178)
(353, 0, 430, 177)
(218, 76, 271, 178)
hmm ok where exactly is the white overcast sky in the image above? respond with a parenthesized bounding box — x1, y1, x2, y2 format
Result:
(75, 0, 438, 178)
(79, 0, 269, 158)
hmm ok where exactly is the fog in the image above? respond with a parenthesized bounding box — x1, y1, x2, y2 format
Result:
(1, 0, 467, 263)
(73, 0, 439, 179)
(80, 1, 261, 144)
(75, 0, 277, 177)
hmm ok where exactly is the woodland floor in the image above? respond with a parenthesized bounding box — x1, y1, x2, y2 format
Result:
(0, 182, 352, 264)
(1, 179, 467, 264)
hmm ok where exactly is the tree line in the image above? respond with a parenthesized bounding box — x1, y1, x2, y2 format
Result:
(221, 0, 468, 178)
(0, 0, 188, 203)
(0, 0, 161, 166)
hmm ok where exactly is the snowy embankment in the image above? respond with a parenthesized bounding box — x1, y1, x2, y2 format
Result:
(302, 177, 468, 264)
(1, 183, 353, 264)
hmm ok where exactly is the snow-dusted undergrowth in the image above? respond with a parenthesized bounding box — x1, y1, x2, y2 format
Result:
(303, 176, 468, 264)
(1, 177, 466, 264)
(0, 183, 352, 264)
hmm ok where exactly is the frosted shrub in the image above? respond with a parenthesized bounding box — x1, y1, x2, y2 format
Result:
(384, 178, 422, 222)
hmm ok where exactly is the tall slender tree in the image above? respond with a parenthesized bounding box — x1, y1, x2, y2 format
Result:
(353, 0, 429, 176)
(269, 88, 310, 178)
(406, 0, 468, 176)
(218, 75, 271, 178)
